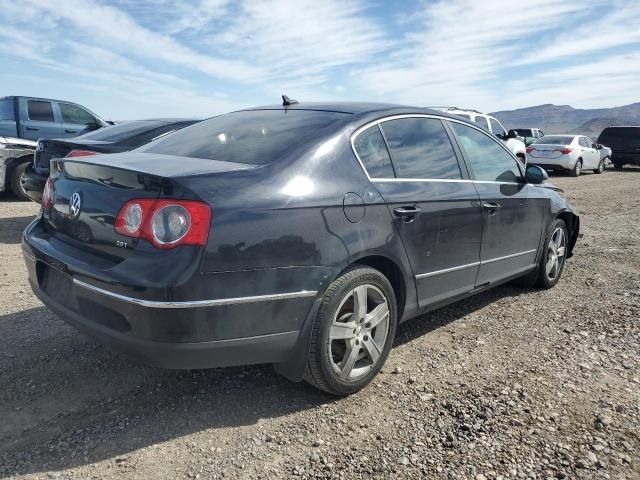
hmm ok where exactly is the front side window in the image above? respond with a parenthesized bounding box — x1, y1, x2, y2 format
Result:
(450, 122, 522, 183)
(59, 103, 96, 125)
(489, 118, 506, 137)
(474, 115, 489, 130)
(379, 117, 461, 179)
(27, 101, 55, 122)
(353, 125, 395, 178)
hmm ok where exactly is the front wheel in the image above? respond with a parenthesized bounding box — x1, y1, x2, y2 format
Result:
(535, 219, 569, 289)
(594, 159, 605, 174)
(304, 266, 397, 395)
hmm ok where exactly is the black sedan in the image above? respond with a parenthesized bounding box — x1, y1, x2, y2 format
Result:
(22, 101, 579, 395)
(22, 118, 200, 203)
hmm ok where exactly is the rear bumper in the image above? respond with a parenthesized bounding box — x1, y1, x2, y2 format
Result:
(528, 158, 574, 170)
(22, 220, 333, 369)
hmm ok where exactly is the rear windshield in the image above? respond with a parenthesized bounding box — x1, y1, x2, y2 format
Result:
(598, 127, 640, 145)
(0, 99, 14, 121)
(512, 129, 533, 136)
(78, 120, 169, 142)
(535, 136, 574, 145)
(141, 110, 350, 165)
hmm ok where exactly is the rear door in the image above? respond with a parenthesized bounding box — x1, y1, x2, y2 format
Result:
(57, 102, 100, 137)
(20, 98, 64, 140)
(354, 116, 483, 307)
(448, 120, 544, 286)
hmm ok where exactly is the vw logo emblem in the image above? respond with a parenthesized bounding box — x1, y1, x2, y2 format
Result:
(69, 192, 82, 218)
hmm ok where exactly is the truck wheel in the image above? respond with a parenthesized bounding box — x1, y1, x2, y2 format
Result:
(594, 159, 605, 174)
(613, 160, 623, 170)
(304, 266, 397, 395)
(570, 159, 582, 177)
(10, 162, 31, 201)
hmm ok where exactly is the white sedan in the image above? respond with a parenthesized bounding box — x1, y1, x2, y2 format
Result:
(526, 134, 605, 177)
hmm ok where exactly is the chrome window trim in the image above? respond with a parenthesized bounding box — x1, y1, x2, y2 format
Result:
(73, 278, 317, 309)
(414, 249, 537, 280)
(350, 113, 525, 183)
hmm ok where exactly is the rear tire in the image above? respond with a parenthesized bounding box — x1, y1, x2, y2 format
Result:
(570, 159, 582, 177)
(594, 159, 605, 174)
(304, 266, 397, 395)
(10, 162, 31, 201)
(613, 160, 623, 170)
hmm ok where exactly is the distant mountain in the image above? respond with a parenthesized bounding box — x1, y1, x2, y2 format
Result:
(491, 103, 640, 138)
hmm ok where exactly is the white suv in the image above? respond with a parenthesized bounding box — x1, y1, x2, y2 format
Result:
(432, 107, 527, 163)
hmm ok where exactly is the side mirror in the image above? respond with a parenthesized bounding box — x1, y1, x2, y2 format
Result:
(507, 130, 518, 139)
(592, 143, 600, 149)
(525, 165, 548, 184)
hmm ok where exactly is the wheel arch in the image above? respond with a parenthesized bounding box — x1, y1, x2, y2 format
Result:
(556, 210, 580, 258)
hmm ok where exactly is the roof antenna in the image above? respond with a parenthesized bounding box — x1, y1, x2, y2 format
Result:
(282, 94, 298, 106)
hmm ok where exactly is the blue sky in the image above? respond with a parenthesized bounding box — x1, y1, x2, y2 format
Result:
(1, 0, 638, 121)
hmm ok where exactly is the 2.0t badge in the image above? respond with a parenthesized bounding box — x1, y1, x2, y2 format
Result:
(69, 192, 82, 218)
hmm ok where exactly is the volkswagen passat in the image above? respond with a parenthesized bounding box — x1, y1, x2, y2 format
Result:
(22, 101, 580, 395)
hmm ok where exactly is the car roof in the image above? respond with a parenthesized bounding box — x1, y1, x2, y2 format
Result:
(239, 102, 469, 124)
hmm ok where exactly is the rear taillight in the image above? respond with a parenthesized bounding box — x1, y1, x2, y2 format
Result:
(557, 148, 573, 155)
(41, 177, 54, 210)
(526, 146, 535, 153)
(115, 199, 211, 249)
(65, 150, 98, 158)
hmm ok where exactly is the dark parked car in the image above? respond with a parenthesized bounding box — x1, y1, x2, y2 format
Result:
(22, 119, 200, 203)
(596, 126, 640, 169)
(22, 102, 580, 395)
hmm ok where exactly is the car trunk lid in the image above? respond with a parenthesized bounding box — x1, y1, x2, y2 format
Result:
(44, 153, 255, 261)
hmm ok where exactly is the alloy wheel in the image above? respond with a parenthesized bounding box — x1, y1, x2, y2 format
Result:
(328, 284, 390, 381)
(546, 227, 566, 280)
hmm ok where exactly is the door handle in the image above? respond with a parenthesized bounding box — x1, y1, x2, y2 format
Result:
(482, 202, 501, 213)
(393, 206, 421, 222)
(26, 127, 39, 131)
(65, 129, 78, 133)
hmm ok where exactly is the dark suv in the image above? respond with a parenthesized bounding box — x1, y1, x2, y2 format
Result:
(597, 126, 640, 169)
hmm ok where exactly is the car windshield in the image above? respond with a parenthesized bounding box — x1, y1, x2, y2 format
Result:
(141, 109, 350, 165)
(77, 120, 170, 142)
(535, 136, 574, 145)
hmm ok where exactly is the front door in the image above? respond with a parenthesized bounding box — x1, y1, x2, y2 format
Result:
(448, 121, 544, 285)
(353, 117, 483, 307)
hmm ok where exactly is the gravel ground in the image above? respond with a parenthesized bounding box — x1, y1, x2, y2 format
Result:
(0, 168, 638, 480)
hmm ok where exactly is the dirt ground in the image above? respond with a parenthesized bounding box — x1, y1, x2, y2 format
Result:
(0, 167, 638, 480)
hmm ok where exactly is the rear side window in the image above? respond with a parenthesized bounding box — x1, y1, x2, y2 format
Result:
(579, 137, 590, 148)
(450, 122, 521, 183)
(353, 126, 395, 178)
(27, 101, 55, 122)
(59, 103, 96, 125)
(0, 99, 14, 121)
(143, 110, 349, 165)
(379, 117, 461, 179)
(474, 116, 489, 130)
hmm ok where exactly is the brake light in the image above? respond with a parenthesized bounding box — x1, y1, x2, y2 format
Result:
(65, 150, 98, 158)
(557, 148, 573, 155)
(41, 177, 54, 210)
(526, 146, 536, 153)
(115, 199, 211, 249)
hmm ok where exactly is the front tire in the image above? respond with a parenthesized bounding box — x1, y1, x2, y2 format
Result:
(534, 219, 569, 289)
(10, 162, 31, 201)
(570, 159, 582, 177)
(304, 266, 397, 395)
